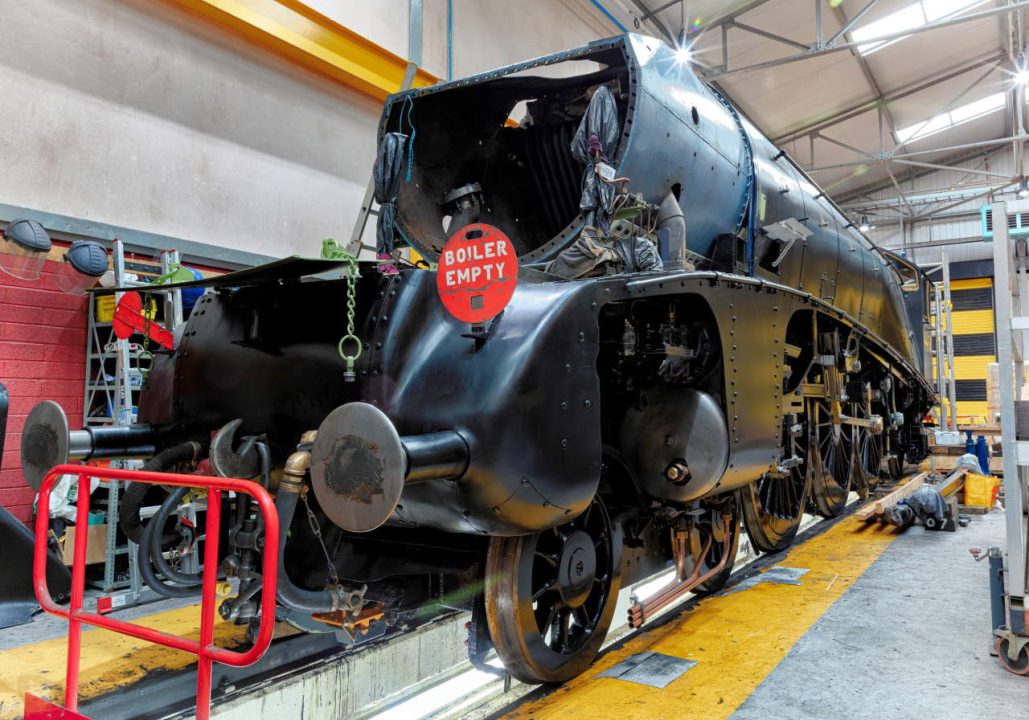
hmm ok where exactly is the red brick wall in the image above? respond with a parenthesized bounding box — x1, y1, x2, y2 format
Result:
(1, 260, 87, 524)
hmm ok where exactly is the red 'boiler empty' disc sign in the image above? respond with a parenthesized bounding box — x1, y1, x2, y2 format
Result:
(436, 223, 518, 323)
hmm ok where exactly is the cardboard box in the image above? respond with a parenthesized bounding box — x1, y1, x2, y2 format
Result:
(61, 524, 108, 565)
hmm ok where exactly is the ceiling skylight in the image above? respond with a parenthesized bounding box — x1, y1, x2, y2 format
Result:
(895, 91, 1006, 144)
(850, 0, 990, 55)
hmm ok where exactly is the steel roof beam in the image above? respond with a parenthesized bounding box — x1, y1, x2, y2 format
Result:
(773, 52, 1005, 144)
(702, 0, 1029, 79)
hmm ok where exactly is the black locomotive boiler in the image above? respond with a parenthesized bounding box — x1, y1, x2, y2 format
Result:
(23, 34, 933, 684)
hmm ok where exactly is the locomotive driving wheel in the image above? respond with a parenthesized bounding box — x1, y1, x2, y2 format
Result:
(741, 412, 811, 553)
(809, 395, 854, 517)
(850, 383, 883, 499)
(485, 496, 620, 684)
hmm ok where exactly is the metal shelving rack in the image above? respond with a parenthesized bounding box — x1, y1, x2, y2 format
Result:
(988, 202, 1029, 660)
(83, 240, 189, 603)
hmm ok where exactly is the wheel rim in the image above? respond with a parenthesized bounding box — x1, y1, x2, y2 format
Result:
(810, 397, 853, 517)
(486, 497, 620, 683)
(996, 637, 1029, 675)
(742, 413, 810, 553)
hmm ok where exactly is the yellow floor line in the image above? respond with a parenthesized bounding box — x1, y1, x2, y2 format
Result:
(504, 515, 902, 720)
(0, 603, 246, 719)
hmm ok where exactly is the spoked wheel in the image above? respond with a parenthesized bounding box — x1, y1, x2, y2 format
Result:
(689, 494, 742, 594)
(742, 412, 811, 553)
(851, 386, 884, 499)
(485, 496, 621, 684)
(809, 396, 854, 517)
(996, 637, 1029, 675)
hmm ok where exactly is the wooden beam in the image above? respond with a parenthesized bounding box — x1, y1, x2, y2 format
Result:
(856, 472, 928, 521)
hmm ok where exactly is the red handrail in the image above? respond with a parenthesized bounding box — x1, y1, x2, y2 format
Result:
(31, 464, 280, 720)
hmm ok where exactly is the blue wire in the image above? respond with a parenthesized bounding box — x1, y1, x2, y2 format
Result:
(589, 0, 628, 32)
(402, 95, 416, 184)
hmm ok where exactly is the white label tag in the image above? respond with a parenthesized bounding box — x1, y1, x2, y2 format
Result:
(597, 162, 616, 181)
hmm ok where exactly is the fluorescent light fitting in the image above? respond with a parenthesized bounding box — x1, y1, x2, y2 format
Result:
(1018, 178, 1029, 198)
(859, 215, 871, 232)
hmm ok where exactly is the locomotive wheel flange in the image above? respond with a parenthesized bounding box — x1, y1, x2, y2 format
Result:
(809, 395, 854, 518)
(485, 496, 620, 684)
(742, 412, 810, 553)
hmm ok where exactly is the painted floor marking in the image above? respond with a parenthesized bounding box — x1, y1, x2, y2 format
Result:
(503, 515, 901, 720)
(0, 604, 244, 718)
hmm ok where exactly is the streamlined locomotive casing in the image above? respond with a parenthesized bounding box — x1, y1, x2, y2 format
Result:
(383, 33, 923, 371)
(136, 33, 932, 540)
(141, 270, 604, 536)
(22, 33, 940, 684)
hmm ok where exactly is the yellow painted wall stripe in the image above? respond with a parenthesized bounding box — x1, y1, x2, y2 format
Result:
(505, 515, 901, 720)
(0, 604, 247, 716)
(950, 278, 992, 291)
(956, 401, 991, 423)
(163, 0, 438, 100)
(951, 309, 995, 335)
(952, 354, 996, 380)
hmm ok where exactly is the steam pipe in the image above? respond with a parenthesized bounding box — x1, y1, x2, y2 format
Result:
(656, 190, 687, 267)
(275, 431, 337, 613)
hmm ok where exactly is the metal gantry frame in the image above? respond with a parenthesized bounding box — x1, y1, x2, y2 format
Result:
(930, 255, 958, 431)
(989, 201, 1029, 659)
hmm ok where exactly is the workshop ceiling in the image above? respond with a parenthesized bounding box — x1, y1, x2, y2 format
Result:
(595, 0, 1022, 204)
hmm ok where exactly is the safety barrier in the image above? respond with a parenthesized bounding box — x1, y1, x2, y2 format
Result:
(28, 464, 279, 720)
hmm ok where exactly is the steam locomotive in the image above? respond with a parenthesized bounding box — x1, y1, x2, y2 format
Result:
(23, 34, 933, 684)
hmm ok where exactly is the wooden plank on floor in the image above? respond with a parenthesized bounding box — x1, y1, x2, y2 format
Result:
(855, 472, 927, 521)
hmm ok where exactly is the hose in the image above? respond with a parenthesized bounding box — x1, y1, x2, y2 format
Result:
(137, 513, 202, 599)
(148, 486, 203, 588)
(119, 441, 201, 543)
(273, 478, 337, 613)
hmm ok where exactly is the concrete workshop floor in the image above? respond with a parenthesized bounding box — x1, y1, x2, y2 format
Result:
(502, 510, 1027, 720)
(733, 510, 1024, 720)
(2, 507, 1024, 719)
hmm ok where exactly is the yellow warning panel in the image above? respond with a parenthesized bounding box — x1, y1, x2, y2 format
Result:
(504, 515, 900, 720)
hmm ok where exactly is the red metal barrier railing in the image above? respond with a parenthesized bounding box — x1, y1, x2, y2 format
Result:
(31, 464, 279, 720)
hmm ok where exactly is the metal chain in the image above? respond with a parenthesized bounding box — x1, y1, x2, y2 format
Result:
(321, 238, 363, 377)
(137, 291, 154, 383)
(301, 489, 340, 588)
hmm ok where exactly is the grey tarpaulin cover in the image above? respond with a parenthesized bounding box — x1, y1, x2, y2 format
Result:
(571, 85, 619, 230)
(955, 453, 983, 474)
(612, 237, 662, 273)
(373, 132, 408, 254)
(886, 485, 948, 526)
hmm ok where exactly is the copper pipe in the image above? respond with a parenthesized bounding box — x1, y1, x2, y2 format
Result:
(628, 514, 735, 629)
